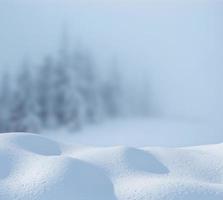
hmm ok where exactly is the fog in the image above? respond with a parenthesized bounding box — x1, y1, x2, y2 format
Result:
(1, 0, 223, 130)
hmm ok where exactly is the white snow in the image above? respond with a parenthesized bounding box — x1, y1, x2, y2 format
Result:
(45, 118, 223, 147)
(0, 132, 223, 200)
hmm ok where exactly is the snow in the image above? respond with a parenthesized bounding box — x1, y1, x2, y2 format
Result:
(45, 118, 223, 147)
(0, 132, 223, 200)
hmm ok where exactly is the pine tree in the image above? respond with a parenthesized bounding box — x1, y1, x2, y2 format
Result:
(10, 61, 40, 132)
(0, 71, 12, 132)
(101, 59, 122, 118)
(36, 56, 56, 128)
(52, 30, 72, 126)
(73, 47, 99, 124)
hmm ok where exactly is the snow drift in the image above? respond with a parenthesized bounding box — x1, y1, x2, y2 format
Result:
(0, 133, 223, 200)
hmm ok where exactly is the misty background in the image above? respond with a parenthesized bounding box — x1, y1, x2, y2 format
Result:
(0, 0, 223, 145)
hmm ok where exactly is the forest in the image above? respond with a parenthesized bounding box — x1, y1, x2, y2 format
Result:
(0, 35, 150, 133)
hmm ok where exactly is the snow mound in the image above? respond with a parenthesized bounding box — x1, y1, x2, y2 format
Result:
(7, 133, 61, 156)
(0, 133, 223, 200)
(120, 147, 169, 174)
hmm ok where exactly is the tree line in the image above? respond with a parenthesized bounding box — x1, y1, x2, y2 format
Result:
(0, 40, 123, 133)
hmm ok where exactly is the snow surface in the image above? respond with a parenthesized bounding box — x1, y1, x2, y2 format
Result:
(0, 132, 223, 200)
(45, 118, 223, 147)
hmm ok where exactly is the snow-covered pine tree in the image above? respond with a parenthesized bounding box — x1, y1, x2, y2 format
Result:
(73, 46, 100, 124)
(36, 56, 56, 128)
(10, 61, 40, 132)
(100, 58, 122, 118)
(52, 30, 72, 127)
(0, 71, 12, 132)
(66, 51, 84, 130)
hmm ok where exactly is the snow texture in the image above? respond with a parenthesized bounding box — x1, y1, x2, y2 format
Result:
(0, 132, 223, 200)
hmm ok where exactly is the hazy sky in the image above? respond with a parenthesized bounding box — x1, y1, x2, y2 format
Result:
(1, 0, 223, 120)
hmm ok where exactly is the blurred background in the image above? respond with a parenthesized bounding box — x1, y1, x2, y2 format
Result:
(0, 0, 223, 146)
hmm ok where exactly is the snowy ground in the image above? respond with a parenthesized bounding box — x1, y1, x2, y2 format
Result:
(46, 117, 223, 147)
(0, 131, 223, 200)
